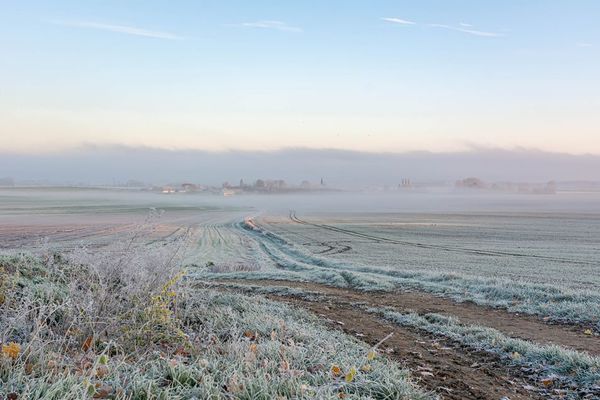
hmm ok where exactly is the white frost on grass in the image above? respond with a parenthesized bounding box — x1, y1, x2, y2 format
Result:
(0, 252, 432, 400)
(225, 220, 600, 327)
(373, 308, 600, 395)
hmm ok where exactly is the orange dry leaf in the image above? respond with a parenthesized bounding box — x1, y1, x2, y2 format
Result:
(249, 343, 257, 353)
(243, 330, 257, 340)
(2, 342, 21, 360)
(541, 376, 555, 387)
(82, 336, 93, 352)
(331, 364, 342, 377)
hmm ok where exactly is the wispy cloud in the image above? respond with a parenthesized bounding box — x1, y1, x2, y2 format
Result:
(50, 20, 184, 40)
(381, 17, 416, 25)
(238, 20, 302, 33)
(576, 42, 593, 48)
(380, 18, 503, 38)
(428, 23, 504, 37)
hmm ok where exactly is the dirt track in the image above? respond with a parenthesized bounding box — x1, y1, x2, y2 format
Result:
(218, 279, 600, 356)
(209, 280, 552, 399)
(277, 295, 542, 400)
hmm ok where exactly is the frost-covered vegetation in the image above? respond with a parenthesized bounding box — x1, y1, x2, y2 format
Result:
(3, 190, 600, 327)
(3, 191, 600, 396)
(375, 308, 600, 397)
(0, 250, 430, 399)
(194, 217, 600, 327)
(201, 280, 600, 397)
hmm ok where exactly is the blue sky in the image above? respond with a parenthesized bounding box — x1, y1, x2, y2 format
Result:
(1, 1, 599, 154)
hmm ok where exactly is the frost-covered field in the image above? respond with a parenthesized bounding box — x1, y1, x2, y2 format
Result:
(2, 188, 600, 398)
(248, 211, 600, 324)
(264, 212, 600, 289)
(2, 188, 600, 325)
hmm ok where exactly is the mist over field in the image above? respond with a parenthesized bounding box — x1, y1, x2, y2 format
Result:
(3, 188, 600, 219)
(3, 146, 600, 185)
(3, 1, 600, 398)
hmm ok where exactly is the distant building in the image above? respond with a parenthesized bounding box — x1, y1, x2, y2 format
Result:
(399, 178, 412, 188)
(181, 183, 198, 192)
(456, 177, 486, 189)
(223, 188, 240, 196)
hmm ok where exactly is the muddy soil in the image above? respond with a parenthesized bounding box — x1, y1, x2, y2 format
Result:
(209, 282, 545, 399)
(218, 279, 600, 357)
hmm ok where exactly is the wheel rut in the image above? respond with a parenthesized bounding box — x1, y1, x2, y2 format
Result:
(216, 279, 600, 356)
(289, 212, 597, 266)
(210, 282, 545, 400)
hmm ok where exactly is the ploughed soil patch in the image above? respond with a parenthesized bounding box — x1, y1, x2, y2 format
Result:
(218, 279, 600, 357)
(209, 283, 543, 399)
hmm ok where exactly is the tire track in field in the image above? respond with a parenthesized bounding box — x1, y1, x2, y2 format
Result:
(187, 212, 271, 268)
(264, 218, 353, 255)
(208, 282, 544, 400)
(289, 211, 597, 266)
(240, 216, 600, 327)
(213, 278, 600, 356)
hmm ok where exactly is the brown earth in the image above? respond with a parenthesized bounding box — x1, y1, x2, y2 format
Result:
(217, 279, 600, 356)
(279, 296, 543, 400)
(208, 282, 546, 400)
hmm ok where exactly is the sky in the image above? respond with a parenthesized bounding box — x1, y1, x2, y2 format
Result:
(1, 1, 599, 155)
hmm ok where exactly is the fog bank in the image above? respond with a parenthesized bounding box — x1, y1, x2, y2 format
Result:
(2, 146, 600, 186)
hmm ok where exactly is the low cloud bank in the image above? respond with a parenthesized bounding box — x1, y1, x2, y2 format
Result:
(2, 146, 599, 186)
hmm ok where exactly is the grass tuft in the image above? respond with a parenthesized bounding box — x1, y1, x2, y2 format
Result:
(0, 251, 431, 399)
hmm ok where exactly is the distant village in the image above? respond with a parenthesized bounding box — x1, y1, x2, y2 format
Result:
(455, 177, 558, 194)
(3, 175, 600, 195)
(155, 178, 333, 196)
